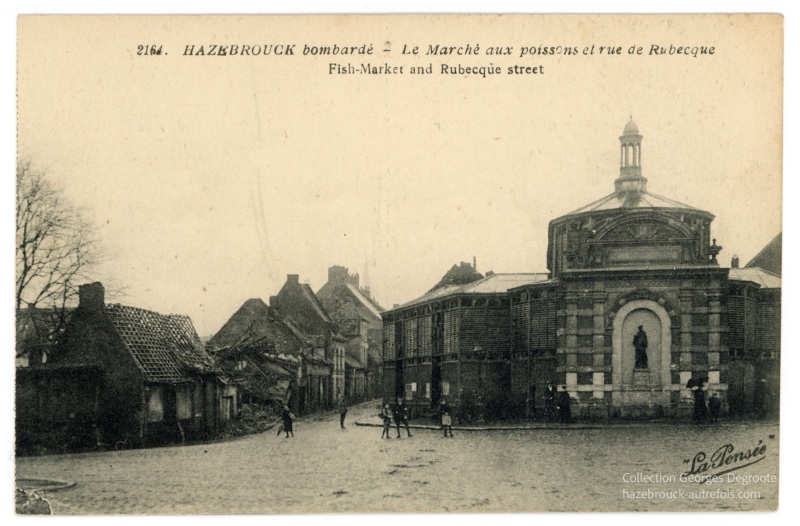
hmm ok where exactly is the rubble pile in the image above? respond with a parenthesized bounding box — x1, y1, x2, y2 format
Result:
(219, 403, 278, 438)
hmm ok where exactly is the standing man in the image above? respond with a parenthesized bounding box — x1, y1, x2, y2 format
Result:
(693, 379, 708, 425)
(338, 398, 348, 429)
(708, 392, 722, 424)
(557, 385, 572, 424)
(544, 382, 557, 423)
(393, 397, 413, 438)
(440, 399, 454, 437)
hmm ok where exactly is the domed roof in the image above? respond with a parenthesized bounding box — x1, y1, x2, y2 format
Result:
(623, 118, 639, 135)
(565, 188, 702, 215)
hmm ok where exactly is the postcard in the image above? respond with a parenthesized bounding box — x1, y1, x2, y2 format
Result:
(14, 13, 782, 514)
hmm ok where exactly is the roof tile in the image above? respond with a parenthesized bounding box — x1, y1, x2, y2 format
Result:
(106, 304, 219, 383)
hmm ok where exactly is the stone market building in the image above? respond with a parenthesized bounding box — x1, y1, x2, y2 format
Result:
(382, 120, 781, 421)
(382, 270, 546, 419)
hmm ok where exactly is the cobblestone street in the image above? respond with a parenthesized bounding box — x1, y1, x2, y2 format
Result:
(15, 403, 779, 514)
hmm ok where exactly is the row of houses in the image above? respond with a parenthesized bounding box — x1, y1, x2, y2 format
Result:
(16, 265, 384, 454)
(206, 266, 384, 414)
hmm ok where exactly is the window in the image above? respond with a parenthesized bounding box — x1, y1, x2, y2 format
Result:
(442, 381, 450, 396)
(146, 387, 164, 423)
(425, 383, 431, 398)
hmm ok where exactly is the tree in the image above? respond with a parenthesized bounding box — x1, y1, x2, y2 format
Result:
(16, 160, 103, 326)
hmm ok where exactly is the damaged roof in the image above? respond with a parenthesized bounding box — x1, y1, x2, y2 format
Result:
(214, 346, 296, 402)
(206, 298, 311, 355)
(105, 304, 220, 384)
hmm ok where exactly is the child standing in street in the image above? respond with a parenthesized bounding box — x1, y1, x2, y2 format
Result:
(393, 397, 413, 438)
(440, 399, 454, 437)
(380, 403, 393, 438)
(281, 404, 295, 438)
(339, 399, 348, 429)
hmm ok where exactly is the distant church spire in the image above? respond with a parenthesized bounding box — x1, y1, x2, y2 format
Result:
(362, 255, 372, 297)
(614, 117, 648, 194)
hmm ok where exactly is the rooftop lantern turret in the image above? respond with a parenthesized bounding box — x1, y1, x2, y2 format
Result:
(614, 117, 648, 194)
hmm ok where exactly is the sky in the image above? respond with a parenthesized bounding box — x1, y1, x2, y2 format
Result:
(14, 14, 784, 337)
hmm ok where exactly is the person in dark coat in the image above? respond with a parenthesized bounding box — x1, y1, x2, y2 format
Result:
(544, 382, 557, 423)
(557, 385, 572, 424)
(281, 404, 295, 438)
(708, 392, 722, 424)
(440, 399, 454, 437)
(693, 382, 708, 424)
(393, 397, 413, 438)
(339, 399, 348, 429)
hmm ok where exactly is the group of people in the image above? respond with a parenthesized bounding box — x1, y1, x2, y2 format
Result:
(380, 398, 414, 438)
(692, 380, 722, 424)
(281, 377, 736, 437)
(543, 382, 573, 424)
(378, 397, 458, 438)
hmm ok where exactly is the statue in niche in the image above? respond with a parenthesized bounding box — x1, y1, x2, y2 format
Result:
(633, 325, 649, 369)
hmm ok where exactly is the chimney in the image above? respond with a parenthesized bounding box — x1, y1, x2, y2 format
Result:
(731, 255, 740, 269)
(287, 274, 300, 284)
(473, 256, 477, 271)
(328, 265, 349, 285)
(79, 282, 105, 311)
(269, 295, 278, 307)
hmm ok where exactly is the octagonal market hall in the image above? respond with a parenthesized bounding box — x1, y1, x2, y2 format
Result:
(381, 119, 780, 421)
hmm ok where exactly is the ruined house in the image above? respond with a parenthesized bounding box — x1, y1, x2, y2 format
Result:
(207, 297, 337, 415)
(16, 282, 233, 453)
